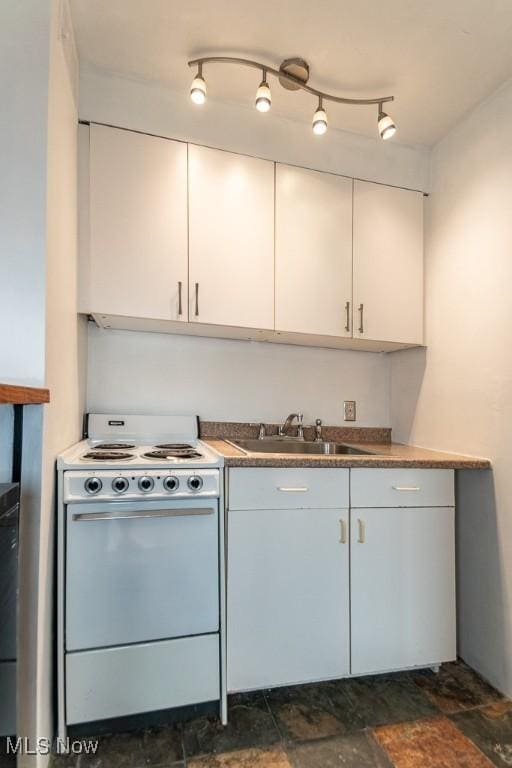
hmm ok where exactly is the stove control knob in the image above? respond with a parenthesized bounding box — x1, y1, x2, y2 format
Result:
(138, 476, 154, 493)
(84, 477, 102, 495)
(187, 475, 203, 492)
(112, 477, 129, 494)
(163, 475, 179, 492)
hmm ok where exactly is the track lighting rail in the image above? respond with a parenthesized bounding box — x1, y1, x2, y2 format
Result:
(188, 56, 394, 107)
(188, 55, 397, 139)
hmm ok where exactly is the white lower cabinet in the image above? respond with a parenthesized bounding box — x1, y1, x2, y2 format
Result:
(226, 467, 456, 691)
(227, 505, 350, 692)
(350, 505, 456, 675)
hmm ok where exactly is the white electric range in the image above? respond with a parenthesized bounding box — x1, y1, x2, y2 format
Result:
(56, 414, 226, 741)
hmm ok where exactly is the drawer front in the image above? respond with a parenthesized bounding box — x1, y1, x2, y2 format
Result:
(351, 469, 454, 508)
(228, 468, 349, 509)
(66, 634, 219, 724)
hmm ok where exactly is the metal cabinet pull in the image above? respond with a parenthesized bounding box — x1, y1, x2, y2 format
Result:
(339, 519, 347, 544)
(276, 486, 309, 492)
(72, 507, 214, 522)
(392, 486, 421, 492)
(357, 518, 365, 543)
(358, 303, 364, 333)
(195, 282, 199, 316)
(345, 301, 350, 332)
(178, 281, 183, 316)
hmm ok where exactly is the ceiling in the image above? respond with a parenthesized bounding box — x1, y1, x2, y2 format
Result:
(69, 0, 512, 146)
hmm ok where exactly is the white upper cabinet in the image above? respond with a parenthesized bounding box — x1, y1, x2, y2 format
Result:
(84, 125, 188, 321)
(353, 181, 424, 345)
(275, 165, 353, 337)
(188, 145, 275, 329)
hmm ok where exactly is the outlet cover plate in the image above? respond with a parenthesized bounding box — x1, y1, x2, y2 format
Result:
(344, 401, 356, 421)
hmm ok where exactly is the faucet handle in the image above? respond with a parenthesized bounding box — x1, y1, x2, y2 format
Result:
(297, 412, 304, 424)
(315, 418, 322, 426)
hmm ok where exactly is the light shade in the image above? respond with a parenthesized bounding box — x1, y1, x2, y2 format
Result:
(312, 107, 328, 135)
(255, 80, 272, 112)
(190, 75, 207, 105)
(378, 111, 396, 140)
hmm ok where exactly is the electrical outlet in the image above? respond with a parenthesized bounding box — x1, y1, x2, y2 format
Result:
(344, 400, 356, 421)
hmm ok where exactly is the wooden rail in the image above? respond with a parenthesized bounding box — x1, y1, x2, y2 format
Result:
(0, 383, 50, 405)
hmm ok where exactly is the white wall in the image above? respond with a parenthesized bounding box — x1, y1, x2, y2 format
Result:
(0, 1, 84, 762)
(391, 79, 512, 697)
(0, 2, 50, 386)
(0, 2, 52, 758)
(81, 68, 429, 426)
(37, 0, 85, 754)
(87, 327, 390, 426)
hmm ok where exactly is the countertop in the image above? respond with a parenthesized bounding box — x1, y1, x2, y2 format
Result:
(204, 439, 491, 470)
(0, 382, 50, 405)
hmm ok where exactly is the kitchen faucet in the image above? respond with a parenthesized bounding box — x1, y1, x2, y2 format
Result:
(278, 413, 304, 439)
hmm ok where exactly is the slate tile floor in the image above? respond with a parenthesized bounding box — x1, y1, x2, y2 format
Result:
(44, 661, 511, 768)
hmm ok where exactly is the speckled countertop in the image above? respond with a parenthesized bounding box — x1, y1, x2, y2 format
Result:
(204, 438, 491, 470)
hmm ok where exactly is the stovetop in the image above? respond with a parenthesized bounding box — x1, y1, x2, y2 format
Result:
(57, 413, 223, 471)
(58, 438, 222, 470)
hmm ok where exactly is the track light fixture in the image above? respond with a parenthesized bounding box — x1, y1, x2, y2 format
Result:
(312, 97, 328, 135)
(255, 70, 272, 112)
(190, 63, 207, 105)
(188, 56, 396, 139)
(378, 104, 397, 140)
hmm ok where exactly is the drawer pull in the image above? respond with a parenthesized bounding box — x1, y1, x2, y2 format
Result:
(392, 486, 421, 491)
(339, 519, 347, 544)
(277, 486, 309, 492)
(357, 518, 365, 543)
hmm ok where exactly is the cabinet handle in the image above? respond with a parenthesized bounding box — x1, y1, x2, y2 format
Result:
(358, 303, 364, 333)
(339, 519, 347, 544)
(277, 486, 309, 492)
(392, 486, 421, 492)
(345, 301, 350, 332)
(357, 518, 365, 543)
(178, 281, 183, 316)
(195, 282, 199, 317)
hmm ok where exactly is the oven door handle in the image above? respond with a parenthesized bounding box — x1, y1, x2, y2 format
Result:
(72, 507, 215, 522)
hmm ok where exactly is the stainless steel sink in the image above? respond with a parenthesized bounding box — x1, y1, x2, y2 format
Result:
(228, 439, 376, 456)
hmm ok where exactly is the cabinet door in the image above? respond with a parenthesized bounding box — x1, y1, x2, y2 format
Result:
(87, 124, 188, 320)
(276, 165, 353, 337)
(188, 145, 274, 329)
(353, 181, 423, 344)
(227, 507, 349, 692)
(351, 507, 456, 675)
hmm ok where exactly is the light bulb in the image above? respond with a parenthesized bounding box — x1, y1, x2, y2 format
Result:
(255, 79, 272, 112)
(378, 110, 396, 140)
(312, 106, 328, 135)
(190, 74, 206, 105)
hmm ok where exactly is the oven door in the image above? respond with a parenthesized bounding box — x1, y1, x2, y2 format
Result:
(65, 498, 219, 651)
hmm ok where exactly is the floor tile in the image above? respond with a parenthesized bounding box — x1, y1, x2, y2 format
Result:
(286, 732, 393, 767)
(187, 746, 291, 767)
(50, 754, 78, 768)
(451, 701, 512, 766)
(413, 661, 504, 714)
(141, 724, 184, 766)
(375, 715, 495, 767)
(77, 731, 146, 767)
(265, 682, 363, 742)
(341, 672, 438, 728)
(182, 693, 280, 758)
